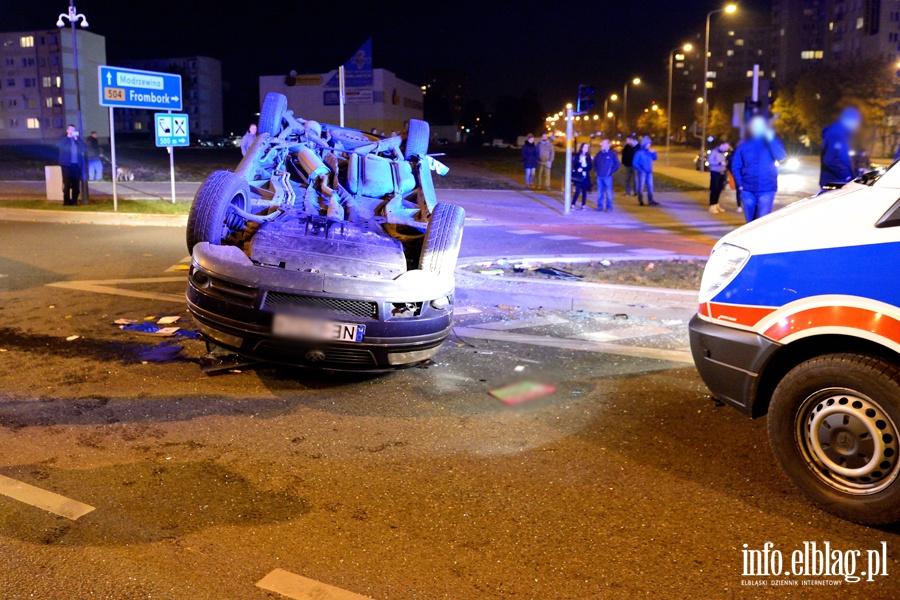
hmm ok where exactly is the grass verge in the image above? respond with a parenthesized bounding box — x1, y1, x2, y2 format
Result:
(0, 198, 191, 214)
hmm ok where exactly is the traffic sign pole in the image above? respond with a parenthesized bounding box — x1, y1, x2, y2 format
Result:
(168, 146, 176, 204)
(108, 107, 117, 212)
(563, 106, 573, 216)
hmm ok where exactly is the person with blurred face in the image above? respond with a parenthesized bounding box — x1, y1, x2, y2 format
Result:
(522, 133, 539, 188)
(708, 140, 730, 214)
(537, 133, 555, 190)
(594, 139, 620, 212)
(633, 136, 658, 206)
(57, 124, 86, 205)
(571, 142, 593, 209)
(820, 106, 862, 188)
(731, 115, 787, 222)
(240, 123, 258, 156)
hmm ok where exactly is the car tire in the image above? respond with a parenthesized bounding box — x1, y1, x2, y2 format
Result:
(405, 119, 430, 159)
(187, 170, 251, 253)
(258, 92, 287, 137)
(768, 353, 900, 524)
(419, 203, 465, 276)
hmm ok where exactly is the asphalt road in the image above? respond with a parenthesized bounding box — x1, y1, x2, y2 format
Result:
(0, 222, 899, 599)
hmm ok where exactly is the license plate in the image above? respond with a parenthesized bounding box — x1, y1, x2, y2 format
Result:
(272, 314, 366, 343)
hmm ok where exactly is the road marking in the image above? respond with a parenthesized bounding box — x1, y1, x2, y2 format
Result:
(507, 229, 542, 235)
(571, 325, 673, 342)
(454, 326, 693, 363)
(580, 241, 624, 248)
(472, 315, 569, 331)
(0, 474, 95, 520)
(164, 255, 192, 272)
(625, 248, 676, 255)
(256, 569, 373, 600)
(543, 234, 581, 241)
(454, 306, 483, 315)
(46, 276, 186, 303)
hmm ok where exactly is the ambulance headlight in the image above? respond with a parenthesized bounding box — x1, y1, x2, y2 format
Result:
(699, 243, 750, 303)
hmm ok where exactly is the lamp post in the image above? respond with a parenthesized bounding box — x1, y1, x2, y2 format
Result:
(56, 1, 89, 203)
(622, 78, 640, 135)
(667, 43, 693, 165)
(700, 4, 737, 172)
(604, 94, 618, 135)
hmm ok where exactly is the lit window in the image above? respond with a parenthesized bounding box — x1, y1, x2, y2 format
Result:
(728, 30, 735, 36)
(735, 39, 745, 46)
(45, 97, 53, 108)
(42, 76, 51, 87)
(706, 81, 714, 89)
(134, 122, 142, 131)
(56, 96, 63, 106)
(857, 17, 864, 29)
(26, 118, 40, 129)
(55, 76, 61, 88)
(19, 36, 34, 48)
(829, 21, 834, 30)
(727, 50, 734, 57)
(747, 70, 754, 77)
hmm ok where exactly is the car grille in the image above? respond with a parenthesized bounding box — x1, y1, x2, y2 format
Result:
(254, 341, 377, 367)
(264, 292, 378, 319)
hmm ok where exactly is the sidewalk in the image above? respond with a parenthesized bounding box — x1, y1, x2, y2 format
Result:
(0, 180, 200, 201)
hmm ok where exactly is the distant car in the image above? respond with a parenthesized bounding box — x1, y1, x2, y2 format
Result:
(693, 150, 711, 171)
(777, 157, 802, 173)
(186, 92, 464, 372)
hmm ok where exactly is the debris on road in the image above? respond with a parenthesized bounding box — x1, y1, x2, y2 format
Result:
(534, 267, 583, 281)
(489, 381, 556, 405)
(65, 335, 80, 342)
(114, 318, 139, 325)
(479, 268, 504, 276)
(120, 323, 179, 337)
(139, 343, 184, 362)
(200, 352, 262, 375)
(157, 316, 181, 325)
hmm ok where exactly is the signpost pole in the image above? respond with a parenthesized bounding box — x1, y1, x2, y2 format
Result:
(338, 65, 346, 127)
(167, 110, 176, 204)
(108, 107, 117, 212)
(563, 105, 573, 216)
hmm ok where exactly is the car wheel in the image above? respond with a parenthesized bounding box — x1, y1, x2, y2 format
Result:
(405, 119, 430, 159)
(187, 170, 251, 253)
(768, 353, 900, 524)
(419, 203, 465, 276)
(258, 92, 287, 137)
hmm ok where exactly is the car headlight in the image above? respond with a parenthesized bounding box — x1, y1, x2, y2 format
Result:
(699, 243, 750, 304)
(786, 157, 800, 171)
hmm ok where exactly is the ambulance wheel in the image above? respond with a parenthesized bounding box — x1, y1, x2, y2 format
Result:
(768, 353, 900, 524)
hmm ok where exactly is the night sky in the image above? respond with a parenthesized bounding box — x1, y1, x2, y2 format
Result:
(11, 0, 769, 129)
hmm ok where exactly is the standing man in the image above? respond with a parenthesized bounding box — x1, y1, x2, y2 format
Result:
(594, 139, 620, 212)
(86, 131, 103, 181)
(820, 106, 862, 188)
(57, 124, 86, 206)
(521, 133, 539, 188)
(621, 136, 638, 196)
(240, 123, 258, 156)
(536, 133, 554, 190)
(633, 136, 659, 206)
(731, 115, 787, 222)
(707, 140, 729, 214)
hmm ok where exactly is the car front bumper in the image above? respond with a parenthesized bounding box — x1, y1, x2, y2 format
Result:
(186, 243, 455, 371)
(688, 315, 781, 416)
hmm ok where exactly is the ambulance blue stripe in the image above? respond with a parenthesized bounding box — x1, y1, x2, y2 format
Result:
(715, 242, 900, 307)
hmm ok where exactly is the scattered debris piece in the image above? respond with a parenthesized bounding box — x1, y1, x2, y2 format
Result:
(479, 268, 504, 276)
(65, 335, 80, 342)
(200, 352, 261, 375)
(139, 343, 184, 362)
(490, 381, 556, 405)
(114, 318, 139, 325)
(535, 267, 583, 281)
(514, 365, 526, 372)
(663, 319, 684, 326)
(121, 323, 179, 337)
(600, 260, 612, 267)
(157, 316, 181, 325)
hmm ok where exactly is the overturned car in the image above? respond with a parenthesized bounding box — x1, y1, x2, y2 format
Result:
(185, 92, 464, 371)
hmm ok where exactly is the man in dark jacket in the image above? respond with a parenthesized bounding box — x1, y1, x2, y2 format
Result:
(731, 116, 787, 222)
(819, 107, 862, 188)
(522, 134, 539, 188)
(594, 139, 620, 212)
(57, 124, 87, 206)
(621, 136, 638, 196)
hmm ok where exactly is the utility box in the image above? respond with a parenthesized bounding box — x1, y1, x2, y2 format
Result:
(45, 166, 63, 202)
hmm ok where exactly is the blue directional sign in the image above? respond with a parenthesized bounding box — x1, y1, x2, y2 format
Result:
(154, 113, 190, 147)
(98, 65, 182, 111)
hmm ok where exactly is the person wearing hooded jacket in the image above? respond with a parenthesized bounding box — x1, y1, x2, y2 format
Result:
(820, 107, 862, 188)
(522, 134, 539, 188)
(633, 136, 659, 206)
(731, 115, 787, 222)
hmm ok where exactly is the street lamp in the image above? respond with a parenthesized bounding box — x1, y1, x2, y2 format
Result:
(57, 1, 90, 203)
(666, 43, 693, 164)
(700, 4, 738, 172)
(622, 78, 641, 134)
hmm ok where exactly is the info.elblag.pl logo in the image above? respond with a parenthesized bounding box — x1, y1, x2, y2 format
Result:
(741, 541, 889, 587)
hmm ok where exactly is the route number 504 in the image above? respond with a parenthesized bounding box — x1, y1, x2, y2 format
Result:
(104, 88, 125, 101)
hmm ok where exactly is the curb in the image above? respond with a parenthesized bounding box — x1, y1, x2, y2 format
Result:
(0, 207, 188, 228)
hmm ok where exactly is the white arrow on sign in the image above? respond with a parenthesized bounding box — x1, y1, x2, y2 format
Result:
(106, 72, 112, 85)
(172, 96, 179, 102)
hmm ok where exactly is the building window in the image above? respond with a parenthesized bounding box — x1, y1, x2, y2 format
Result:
(56, 96, 63, 106)
(19, 36, 34, 48)
(21, 57, 35, 68)
(3, 58, 13, 67)
(134, 122, 142, 131)
(50, 55, 59, 66)
(857, 17, 864, 29)
(726, 50, 734, 57)
(49, 35, 58, 45)
(55, 76, 61, 88)
(45, 97, 53, 108)
(26, 98, 37, 109)
(23, 78, 36, 88)
(9, 118, 19, 128)
(735, 39, 745, 46)
(6, 78, 15, 87)
(42, 76, 52, 87)
(54, 117, 64, 128)
(801, 50, 824, 59)
(26, 118, 40, 129)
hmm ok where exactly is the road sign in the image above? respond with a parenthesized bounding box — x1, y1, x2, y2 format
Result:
(154, 113, 190, 147)
(98, 65, 182, 111)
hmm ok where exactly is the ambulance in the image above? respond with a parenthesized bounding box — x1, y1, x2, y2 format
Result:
(690, 167, 900, 524)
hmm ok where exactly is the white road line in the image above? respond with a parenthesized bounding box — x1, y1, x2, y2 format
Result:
(507, 229, 542, 235)
(472, 315, 570, 331)
(0, 474, 95, 520)
(625, 248, 676, 255)
(47, 277, 186, 303)
(570, 325, 673, 342)
(542, 234, 581, 241)
(256, 569, 373, 600)
(580, 241, 624, 248)
(454, 327, 693, 363)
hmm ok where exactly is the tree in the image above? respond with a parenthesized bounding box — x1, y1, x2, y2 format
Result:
(636, 109, 668, 141)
